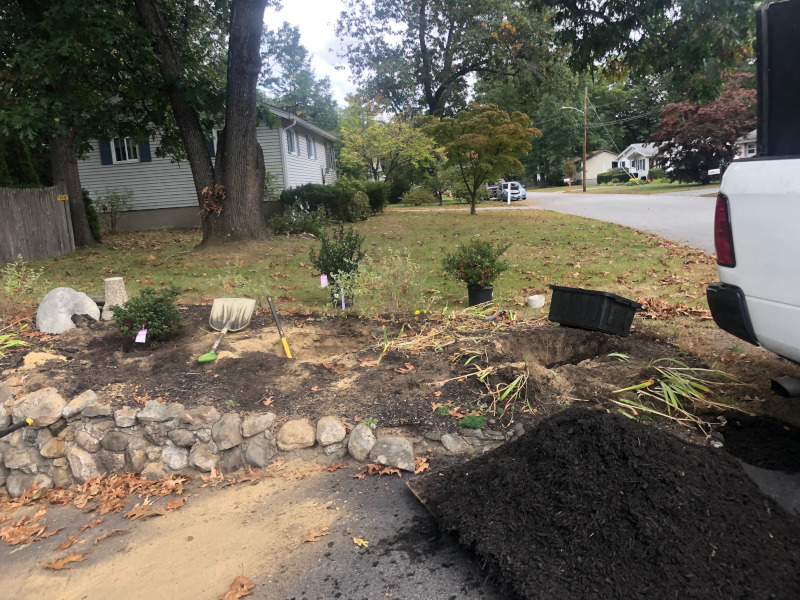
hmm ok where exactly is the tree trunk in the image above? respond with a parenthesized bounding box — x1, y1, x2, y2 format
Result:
(50, 133, 95, 246)
(133, 0, 214, 213)
(134, 0, 269, 244)
(202, 0, 269, 243)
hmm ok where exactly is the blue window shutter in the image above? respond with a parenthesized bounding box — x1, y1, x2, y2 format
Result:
(99, 140, 113, 165)
(139, 140, 152, 162)
(207, 138, 216, 157)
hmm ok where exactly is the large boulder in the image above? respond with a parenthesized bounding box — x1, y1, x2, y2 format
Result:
(36, 287, 100, 334)
(11, 387, 66, 428)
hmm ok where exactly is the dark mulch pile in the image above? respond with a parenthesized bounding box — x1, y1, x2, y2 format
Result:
(719, 412, 800, 473)
(410, 408, 800, 599)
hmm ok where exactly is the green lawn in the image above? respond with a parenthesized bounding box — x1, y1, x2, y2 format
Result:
(1, 210, 717, 319)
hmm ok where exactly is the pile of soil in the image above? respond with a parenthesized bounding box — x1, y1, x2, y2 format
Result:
(411, 407, 800, 599)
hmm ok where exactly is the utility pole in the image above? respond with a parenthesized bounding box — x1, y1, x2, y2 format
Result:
(582, 85, 587, 193)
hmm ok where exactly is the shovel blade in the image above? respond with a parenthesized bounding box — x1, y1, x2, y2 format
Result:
(209, 298, 256, 332)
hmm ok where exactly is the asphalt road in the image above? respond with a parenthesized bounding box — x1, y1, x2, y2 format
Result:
(522, 189, 719, 255)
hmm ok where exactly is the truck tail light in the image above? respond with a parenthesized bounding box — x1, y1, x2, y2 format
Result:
(714, 193, 736, 268)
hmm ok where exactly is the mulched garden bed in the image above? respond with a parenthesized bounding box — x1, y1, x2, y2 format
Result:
(409, 407, 800, 599)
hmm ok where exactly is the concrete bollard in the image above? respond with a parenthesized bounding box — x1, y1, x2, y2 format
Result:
(102, 277, 128, 321)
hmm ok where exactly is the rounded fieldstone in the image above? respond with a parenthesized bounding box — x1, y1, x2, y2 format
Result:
(114, 406, 139, 428)
(189, 444, 219, 472)
(75, 430, 101, 453)
(316, 416, 346, 446)
(40, 437, 66, 459)
(63, 390, 98, 419)
(11, 387, 67, 428)
(4, 448, 33, 470)
(212, 413, 243, 451)
(241, 413, 276, 438)
(137, 400, 183, 423)
(276, 419, 316, 451)
(126, 436, 148, 472)
(369, 436, 415, 472)
(97, 449, 127, 472)
(244, 436, 276, 468)
(348, 423, 376, 462)
(141, 461, 166, 480)
(162, 445, 189, 471)
(101, 432, 132, 453)
(66, 445, 100, 483)
(441, 433, 474, 454)
(180, 406, 221, 427)
(168, 429, 196, 448)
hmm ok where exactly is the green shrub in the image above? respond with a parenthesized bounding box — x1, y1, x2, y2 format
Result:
(597, 168, 629, 185)
(442, 239, 511, 288)
(267, 204, 329, 236)
(98, 188, 133, 234)
(401, 187, 437, 206)
(365, 181, 390, 213)
(1, 254, 44, 295)
(82, 189, 102, 242)
(388, 176, 411, 204)
(112, 286, 184, 342)
(279, 183, 368, 223)
(344, 190, 371, 222)
(460, 414, 487, 429)
(648, 167, 666, 180)
(309, 224, 367, 278)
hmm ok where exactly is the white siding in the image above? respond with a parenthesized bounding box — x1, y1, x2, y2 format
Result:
(281, 123, 337, 188)
(78, 134, 197, 211)
(256, 127, 285, 190)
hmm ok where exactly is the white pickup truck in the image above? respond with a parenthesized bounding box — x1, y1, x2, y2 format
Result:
(706, 0, 800, 370)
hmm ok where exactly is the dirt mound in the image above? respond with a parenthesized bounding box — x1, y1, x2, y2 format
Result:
(411, 407, 800, 599)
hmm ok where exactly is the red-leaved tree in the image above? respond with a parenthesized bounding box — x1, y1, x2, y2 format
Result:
(649, 77, 756, 184)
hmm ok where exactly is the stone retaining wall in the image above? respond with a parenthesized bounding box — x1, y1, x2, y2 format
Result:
(0, 385, 523, 498)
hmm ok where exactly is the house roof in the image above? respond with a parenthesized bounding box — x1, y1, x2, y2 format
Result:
(572, 149, 616, 163)
(736, 129, 757, 143)
(616, 143, 659, 160)
(267, 105, 340, 143)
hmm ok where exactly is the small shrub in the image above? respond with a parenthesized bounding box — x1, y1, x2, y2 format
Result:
(364, 181, 390, 213)
(597, 168, 629, 185)
(112, 286, 184, 342)
(648, 167, 666, 180)
(268, 204, 329, 236)
(309, 224, 367, 279)
(263, 170, 281, 201)
(651, 177, 671, 184)
(99, 188, 133, 233)
(279, 183, 367, 222)
(82, 189, 102, 242)
(442, 239, 511, 288)
(1, 254, 44, 294)
(401, 187, 437, 206)
(344, 190, 371, 222)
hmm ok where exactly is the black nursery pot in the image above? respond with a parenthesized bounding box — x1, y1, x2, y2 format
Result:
(467, 286, 493, 306)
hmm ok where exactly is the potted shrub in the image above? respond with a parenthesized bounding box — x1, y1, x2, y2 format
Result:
(309, 225, 366, 307)
(442, 239, 511, 306)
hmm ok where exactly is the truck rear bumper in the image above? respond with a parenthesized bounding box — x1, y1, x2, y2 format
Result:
(707, 283, 759, 345)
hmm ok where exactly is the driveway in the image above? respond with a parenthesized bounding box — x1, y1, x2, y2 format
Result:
(520, 189, 719, 254)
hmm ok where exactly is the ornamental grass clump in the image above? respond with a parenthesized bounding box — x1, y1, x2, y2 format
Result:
(442, 239, 511, 289)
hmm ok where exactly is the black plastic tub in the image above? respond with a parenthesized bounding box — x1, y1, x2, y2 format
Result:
(548, 285, 642, 337)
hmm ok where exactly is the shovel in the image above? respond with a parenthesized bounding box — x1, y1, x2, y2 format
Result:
(197, 298, 256, 363)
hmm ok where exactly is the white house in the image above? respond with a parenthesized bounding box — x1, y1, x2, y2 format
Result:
(573, 149, 617, 185)
(612, 143, 660, 179)
(78, 105, 339, 231)
(735, 129, 757, 158)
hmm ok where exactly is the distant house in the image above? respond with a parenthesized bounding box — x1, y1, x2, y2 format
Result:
(573, 149, 617, 185)
(612, 143, 659, 179)
(735, 129, 757, 158)
(78, 105, 339, 231)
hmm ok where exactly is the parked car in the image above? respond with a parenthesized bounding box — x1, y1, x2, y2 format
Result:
(497, 181, 526, 201)
(486, 179, 504, 199)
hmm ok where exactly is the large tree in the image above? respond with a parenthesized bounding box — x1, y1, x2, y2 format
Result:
(422, 104, 540, 214)
(134, 0, 276, 244)
(261, 23, 339, 132)
(648, 77, 756, 184)
(339, 97, 437, 182)
(336, 0, 539, 116)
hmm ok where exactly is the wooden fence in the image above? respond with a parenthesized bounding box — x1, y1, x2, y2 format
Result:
(0, 185, 75, 264)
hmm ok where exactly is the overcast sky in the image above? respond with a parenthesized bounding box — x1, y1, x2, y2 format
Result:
(263, 1, 355, 105)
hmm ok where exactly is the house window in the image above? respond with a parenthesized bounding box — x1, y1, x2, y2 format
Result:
(286, 130, 295, 154)
(113, 138, 139, 163)
(325, 144, 335, 171)
(306, 135, 313, 159)
(746, 143, 756, 156)
(611, 161, 618, 169)
(619, 160, 626, 168)
(295, 131, 301, 155)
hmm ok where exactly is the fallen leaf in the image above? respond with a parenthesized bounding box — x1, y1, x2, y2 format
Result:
(434, 391, 442, 397)
(124, 498, 167, 521)
(395, 363, 416, 374)
(310, 386, 319, 392)
(44, 553, 87, 570)
(79, 518, 103, 532)
(414, 457, 431, 474)
(134, 394, 151, 405)
(327, 463, 346, 472)
(359, 358, 380, 367)
(56, 535, 78, 550)
(379, 467, 401, 477)
(351, 471, 366, 480)
(262, 396, 273, 407)
(94, 528, 131, 545)
(166, 497, 186, 511)
(219, 575, 255, 600)
(322, 361, 347, 374)
(39, 526, 65, 539)
(353, 537, 369, 548)
(300, 526, 331, 543)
